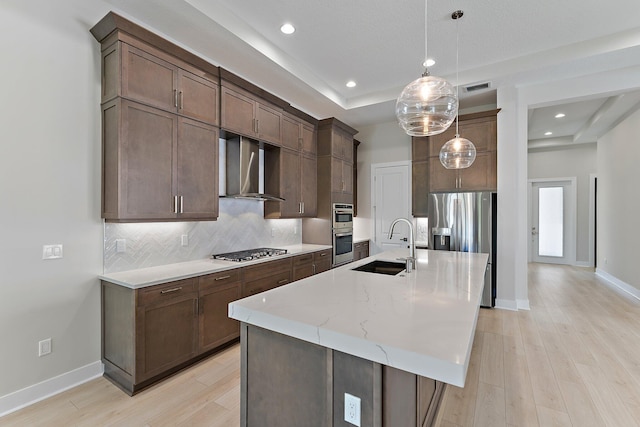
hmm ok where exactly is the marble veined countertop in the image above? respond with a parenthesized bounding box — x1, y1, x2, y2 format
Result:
(99, 244, 331, 289)
(229, 248, 488, 387)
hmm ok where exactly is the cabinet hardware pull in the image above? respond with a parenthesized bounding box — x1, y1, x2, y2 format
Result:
(179, 90, 184, 110)
(277, 279, 289, 285)
(255, 119, 259, 133)
(173, 196, 179, 214)
(301, 202, 305, 214)
(180, 196, 184, 214)
(174, 89, 178, 107)
(160, 287, 182, 294)
(299, 202, 303, 214)
(215, 275, 231, 281)
(320, 252, 327, 257)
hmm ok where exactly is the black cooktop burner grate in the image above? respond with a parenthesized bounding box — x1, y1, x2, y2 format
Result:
(212, 248, 287, 262)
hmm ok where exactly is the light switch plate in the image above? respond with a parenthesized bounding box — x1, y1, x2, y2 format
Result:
(42, 244, 63, 260)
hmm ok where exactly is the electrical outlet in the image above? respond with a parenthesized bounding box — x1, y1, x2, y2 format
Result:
(181, 234, 189, 247)
(344, 393, 361, 426)
(38, 338, 52, 357)
(116, 239, 126, 253)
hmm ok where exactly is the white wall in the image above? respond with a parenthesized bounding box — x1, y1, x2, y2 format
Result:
(0, 0, 107, 401)
(352, 121, 411, 246)
(528, 144, 597, 264)
(597, 108, 640, 290)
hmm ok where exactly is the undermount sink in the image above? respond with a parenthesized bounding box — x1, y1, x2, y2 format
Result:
(351, 260, 406, 276)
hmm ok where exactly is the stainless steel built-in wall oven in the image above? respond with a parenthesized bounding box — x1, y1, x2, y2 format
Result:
(332, 203, 354, 266)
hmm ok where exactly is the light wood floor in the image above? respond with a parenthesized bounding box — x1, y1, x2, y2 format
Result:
(3, 263, 640, 426)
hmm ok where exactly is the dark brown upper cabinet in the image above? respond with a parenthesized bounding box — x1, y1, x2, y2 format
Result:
(100, 36, 219, 127)
(411, 109, 499, 216)
(221, 81, 283, 146)
(102, 99, 218, 221)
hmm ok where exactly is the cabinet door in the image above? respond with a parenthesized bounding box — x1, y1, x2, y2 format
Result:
(459, 151, 496, 191)
(177, 69, 219, 126)
(121, 44, 176, 112)
(342, 160, 353, 195)
(459, 117, 497, 152)
(256, 102, 283, 145)
(220, 85, 257, 137)
(119, 100, 176, 220)
(313, 250, 332, 274)
(280, 149, 302, 217)
(176, 118, 219, 220)
(292, 253, 314, 281)
(331, 157, 344, 193)
(341, 132, 354, 163)
(429, 157, 458, 193)
(199, 280, 241, 353)
(282, 114, 301, 151)
(301, 121, 316, 156)
(301, 154, 317, 217)
(428, 126, 457, 158)
(412, 160, 429, 217)
(412, 136, 430, 162)
(137, 291, 198, 381)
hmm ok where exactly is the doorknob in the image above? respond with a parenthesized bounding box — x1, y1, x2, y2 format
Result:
(531, 227, 538, 236)
(401, 237, 408, 242)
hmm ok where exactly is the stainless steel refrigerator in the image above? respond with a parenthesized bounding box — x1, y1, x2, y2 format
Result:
(428, 192, 496, 307)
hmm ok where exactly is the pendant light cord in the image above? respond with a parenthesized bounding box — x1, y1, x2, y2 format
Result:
(424, 0, 428, 73)
(455, 7, 460, 136)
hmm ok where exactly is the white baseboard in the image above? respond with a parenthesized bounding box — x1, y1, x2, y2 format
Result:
(595, 269, 640, 301)
(0, 361, 104, 417)
(495, 299, 518, 311)
(575, 261, 591, 267)
(517, 299, 531, 310)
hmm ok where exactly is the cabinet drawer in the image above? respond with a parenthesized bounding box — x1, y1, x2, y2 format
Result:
(243, 258, 292, 283)
(293, 253, 314, 267)
(137, 278, 198, 306)
(243, 271, 292, 297)
(314, 249, 332, 262)
(199, 269, 241, 291)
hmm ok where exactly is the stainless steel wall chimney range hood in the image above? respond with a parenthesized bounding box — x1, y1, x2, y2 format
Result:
(223, 136, 284, 202)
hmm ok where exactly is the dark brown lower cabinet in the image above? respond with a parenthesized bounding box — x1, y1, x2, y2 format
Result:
(241, 324, 445, 427)
(198, 269, 242, 353)
(354, 240, 370, 261)
(242, 258, 293, 297)
(314, 249, 332, 274)
(102, 249, 331, 394)
(102, 272, 241, 395)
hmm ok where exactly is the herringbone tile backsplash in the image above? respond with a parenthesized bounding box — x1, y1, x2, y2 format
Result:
(104, 199, 301, 273)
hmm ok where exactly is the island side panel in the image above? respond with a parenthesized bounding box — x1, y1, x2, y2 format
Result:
(242, 324, 333, 427)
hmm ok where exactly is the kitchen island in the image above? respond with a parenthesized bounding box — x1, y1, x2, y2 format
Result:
(229, 248, 489, 427)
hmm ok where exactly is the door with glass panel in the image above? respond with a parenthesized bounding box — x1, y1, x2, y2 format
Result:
(531, 180, 574, 265)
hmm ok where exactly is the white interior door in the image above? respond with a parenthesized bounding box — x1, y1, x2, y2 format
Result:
(372, 162, 411, 251)
(530, 179, 576, 265)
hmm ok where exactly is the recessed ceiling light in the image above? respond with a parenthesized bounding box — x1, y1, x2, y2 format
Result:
(346, 81, 356, 88)
(555, 113, 566, 118)
(280, 23, 295, 35)
(423, 59, 436, 67)
(544, 131, 553, 136)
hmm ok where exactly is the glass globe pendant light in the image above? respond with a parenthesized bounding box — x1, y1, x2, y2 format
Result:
(396, 0, 458, 137)
(439, 10, 477, 169)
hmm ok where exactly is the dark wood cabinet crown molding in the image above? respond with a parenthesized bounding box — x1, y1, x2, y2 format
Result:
(91, 12, 220, 79)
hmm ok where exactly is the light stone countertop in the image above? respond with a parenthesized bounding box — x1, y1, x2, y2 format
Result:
(99, 244, 332, 289)
(229, 248, 488, 387)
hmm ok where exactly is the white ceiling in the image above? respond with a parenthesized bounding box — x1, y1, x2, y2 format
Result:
(105, 0, 640, 146)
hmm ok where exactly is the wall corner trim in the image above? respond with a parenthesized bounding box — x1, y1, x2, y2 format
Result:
(495, 299, 519, 311)
(595, 268, 640, 301)
(0, 361, 104, 417)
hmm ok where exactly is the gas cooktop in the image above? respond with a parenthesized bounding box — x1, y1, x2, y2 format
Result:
(212, 248, 288, 262)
